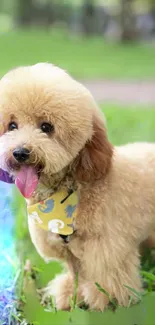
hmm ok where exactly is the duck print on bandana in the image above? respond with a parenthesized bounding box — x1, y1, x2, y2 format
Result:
(27, 190, 79, 235)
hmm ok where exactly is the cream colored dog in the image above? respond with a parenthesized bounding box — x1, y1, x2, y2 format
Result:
(0, 63, 155, 311)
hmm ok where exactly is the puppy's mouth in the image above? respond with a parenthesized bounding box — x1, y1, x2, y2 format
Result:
(7, 160, 43, 199)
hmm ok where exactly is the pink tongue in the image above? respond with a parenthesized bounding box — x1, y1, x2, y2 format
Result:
(15, 166, 39, 198)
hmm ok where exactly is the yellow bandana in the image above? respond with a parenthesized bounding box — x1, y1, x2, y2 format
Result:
(27, 190, 78, 235)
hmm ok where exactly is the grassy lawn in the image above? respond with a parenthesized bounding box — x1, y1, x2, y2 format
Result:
(103, 105, 155, 144)
(14, 105, 155, 325)
(0, 28, 155, 79)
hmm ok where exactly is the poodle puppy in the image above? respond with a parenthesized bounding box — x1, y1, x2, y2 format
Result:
(0, 63, 155, 311)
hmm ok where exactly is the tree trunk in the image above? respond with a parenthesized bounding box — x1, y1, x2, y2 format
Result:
(150, 0, 155, 36)
(82, 0, 96, 36)
(17, 0, 34, 26)
(120, 0, 137, 42)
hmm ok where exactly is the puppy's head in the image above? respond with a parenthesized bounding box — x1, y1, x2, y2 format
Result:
(0, 63, 112, 194)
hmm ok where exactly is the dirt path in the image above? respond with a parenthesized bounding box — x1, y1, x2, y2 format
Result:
(81, 80, 155, 105)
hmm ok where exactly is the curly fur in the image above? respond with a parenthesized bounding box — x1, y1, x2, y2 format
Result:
(0, 63, 155, 311)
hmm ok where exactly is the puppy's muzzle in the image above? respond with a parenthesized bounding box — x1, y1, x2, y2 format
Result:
(13, 147, 30, 163)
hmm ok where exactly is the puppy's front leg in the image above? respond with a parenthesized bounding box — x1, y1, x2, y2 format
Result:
(40, 271, 84, 310)
(78, 239, 142, 311)
(29, 219, 84, 309)
(28, 217, 67, 262)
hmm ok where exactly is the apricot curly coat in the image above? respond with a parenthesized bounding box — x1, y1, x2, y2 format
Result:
(0, 63, 155, 311)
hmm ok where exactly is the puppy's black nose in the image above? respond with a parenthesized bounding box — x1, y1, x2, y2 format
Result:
(13, 148, 30, 163)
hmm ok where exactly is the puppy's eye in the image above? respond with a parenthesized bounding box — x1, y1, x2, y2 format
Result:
(40, 122, 54, 134)
(8, 122, 18, 131)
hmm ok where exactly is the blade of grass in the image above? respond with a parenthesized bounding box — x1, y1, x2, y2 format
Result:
(73, 272, 79, 309)
(50, 296, 57, 313)
(123, 285, 142, 301)
(141, 270, 155, 282)
(32, 266, 43, 273)
(127, 295, 133, 308)
(95, 282, 117, 307)
(11, 312, 22, 322)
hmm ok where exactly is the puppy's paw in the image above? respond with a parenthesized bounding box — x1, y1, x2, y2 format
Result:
(39, 273, 74, 310)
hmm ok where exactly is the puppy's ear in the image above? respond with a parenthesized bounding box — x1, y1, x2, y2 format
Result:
(75, 115, 113, 182)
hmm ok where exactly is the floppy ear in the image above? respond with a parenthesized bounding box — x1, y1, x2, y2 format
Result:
(75, 115, 113, 182)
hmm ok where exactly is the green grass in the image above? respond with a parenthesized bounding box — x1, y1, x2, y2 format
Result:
(0, 28, 155, 79)
(15, 105, 155, 325)
(103, 105, 155, 144)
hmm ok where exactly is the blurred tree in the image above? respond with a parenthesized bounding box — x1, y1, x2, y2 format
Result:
(17, 0, 34, 25)
(82, 0, 96, 35)
(120, 0, 137, 41)
(149, 0, 155, 35)
(16, 0, 71, 28)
